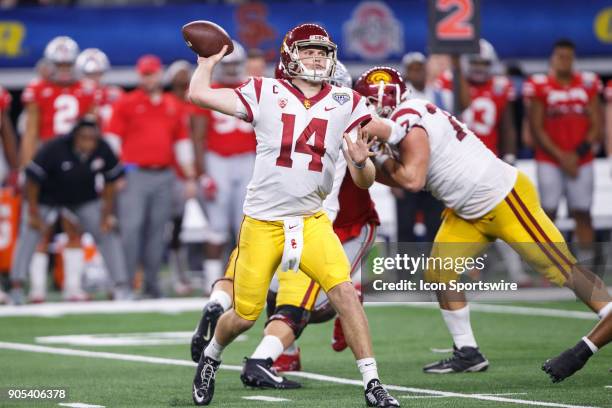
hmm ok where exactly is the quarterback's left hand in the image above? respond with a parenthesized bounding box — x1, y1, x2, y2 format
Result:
(344, 126, 376, 168)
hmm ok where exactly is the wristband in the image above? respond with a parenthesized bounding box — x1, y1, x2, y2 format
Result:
(351, 160, 366, 169)
(575, 142, 591, 157)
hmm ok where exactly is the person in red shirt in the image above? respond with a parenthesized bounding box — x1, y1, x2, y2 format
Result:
(76, 48, 124, 128)
(524, 39, 601, 258)
(195, 41, 257, 291)
(105, 54, 196, 298)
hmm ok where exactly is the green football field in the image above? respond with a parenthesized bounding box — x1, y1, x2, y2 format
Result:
(0, 301, 610, 408)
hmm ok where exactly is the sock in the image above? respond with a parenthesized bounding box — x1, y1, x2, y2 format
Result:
(597, 302, 612, 319)
(251, 335, 284, 361)
(581, 337, 598, 354)
(62, 248, 84, 298)
(357, 358, 379, 389)
(209, 289, 232, 312)
(441, 305, 478, 349)
(29, 252, 48, 299)
(284, 341, 299, 355)
(203, 336, 225, 361)
(204, 259, 223, 289)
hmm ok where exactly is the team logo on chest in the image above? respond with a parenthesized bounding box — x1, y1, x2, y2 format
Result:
(332, 92, 350, 105)
(278, 97, 288, 109)
(303, 99, 311, 109)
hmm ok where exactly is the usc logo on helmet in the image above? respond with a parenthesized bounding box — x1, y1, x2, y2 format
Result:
(367, 70, 393, 85)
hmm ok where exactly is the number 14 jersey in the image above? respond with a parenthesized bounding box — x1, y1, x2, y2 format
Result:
(390, 98, 517, 220)
(235, 77, 371, 221)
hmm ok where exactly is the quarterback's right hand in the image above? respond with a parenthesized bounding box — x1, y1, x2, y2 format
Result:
(196, 45, 228, 70)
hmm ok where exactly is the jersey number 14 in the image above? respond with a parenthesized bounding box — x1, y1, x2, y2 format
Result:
(276, 113, 327, 172)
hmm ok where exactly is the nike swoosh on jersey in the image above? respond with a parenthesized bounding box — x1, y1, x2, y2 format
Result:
(257, 365, 284, 383)
(324, 106, 337, 111)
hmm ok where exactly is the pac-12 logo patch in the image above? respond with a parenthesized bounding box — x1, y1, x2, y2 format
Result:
(332, 92, 350, 105)
(278, 97, 288, 108)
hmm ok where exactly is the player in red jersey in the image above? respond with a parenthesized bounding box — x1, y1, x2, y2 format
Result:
(20, 36, 96, 166)
(523, 39, 601, 262)
(76, 48, 124, 128)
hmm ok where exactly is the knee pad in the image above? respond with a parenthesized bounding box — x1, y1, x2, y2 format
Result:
(266, 304, 310, 339)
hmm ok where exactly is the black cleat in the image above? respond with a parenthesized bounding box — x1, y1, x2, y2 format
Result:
(364, 379, 400, 407)
(191, 302, 224, 363)
(192, 355, 221, 406)
(423, 345, 489, 374)
(542, 340, 593, 383)
(240, 357, 301, 389)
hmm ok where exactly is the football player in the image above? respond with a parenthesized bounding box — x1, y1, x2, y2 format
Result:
(188, 23, 398, 407)
(523, 39, 601, 265)
(371, 71, 612, 375)
(76, 48, 124, 128)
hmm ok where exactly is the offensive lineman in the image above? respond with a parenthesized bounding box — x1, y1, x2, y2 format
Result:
(369, 69, 612, 375)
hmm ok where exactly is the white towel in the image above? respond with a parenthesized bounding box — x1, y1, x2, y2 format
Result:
(280, 217, 305, 272)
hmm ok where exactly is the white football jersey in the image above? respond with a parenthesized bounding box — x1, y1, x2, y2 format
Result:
(235, 77, 371, 220)
(390, 98, 517, 219)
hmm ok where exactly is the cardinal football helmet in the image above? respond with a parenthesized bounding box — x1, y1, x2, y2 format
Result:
(354, 66, 406, 118)
(280, 23, 337, 82)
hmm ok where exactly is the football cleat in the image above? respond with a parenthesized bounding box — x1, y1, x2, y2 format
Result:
(332, 316, 348, 352)
(240, 357, 301, 389)
(423, 345, 489, 374)
(542, 340, 593, 383)
(192, 355, 221, 406)
(191, 302, 224, 363)
(272, 349, 301, 372)
(365, 379, 400, 407)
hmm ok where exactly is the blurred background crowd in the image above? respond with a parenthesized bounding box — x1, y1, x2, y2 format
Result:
(0, 0, 611, 304)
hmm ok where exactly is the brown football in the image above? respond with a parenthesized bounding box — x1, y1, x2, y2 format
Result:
(181, 20, 234, 58)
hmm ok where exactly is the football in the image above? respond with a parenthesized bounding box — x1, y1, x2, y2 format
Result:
(181, 20, 234, 58)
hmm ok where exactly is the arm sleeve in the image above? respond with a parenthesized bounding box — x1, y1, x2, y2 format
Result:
(234, 77, 262, 124)
(344, 91, 372, 133)
(100, 141, 125, 182)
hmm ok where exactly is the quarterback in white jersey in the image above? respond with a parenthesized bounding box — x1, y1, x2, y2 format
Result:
(374, 79, 611, 376)
(187, 23, 399, 407)
(236, 75, 371, 220)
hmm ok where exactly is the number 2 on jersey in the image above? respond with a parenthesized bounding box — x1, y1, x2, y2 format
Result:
(276, 113, 328, 172)
(53, 94, 79, 135)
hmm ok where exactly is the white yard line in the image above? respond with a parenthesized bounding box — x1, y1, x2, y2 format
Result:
(242, 396, 291, 402)
(0, 296, 602, 320)
(58, 403, 105, 408)
(0, 341, 599, 408)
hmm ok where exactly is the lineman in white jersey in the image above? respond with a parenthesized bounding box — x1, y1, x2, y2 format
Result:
(376, 94, 612, 374)
(188, 23, 399, 407)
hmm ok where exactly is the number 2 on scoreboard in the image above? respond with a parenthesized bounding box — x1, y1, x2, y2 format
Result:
(436, 0, 474, 40)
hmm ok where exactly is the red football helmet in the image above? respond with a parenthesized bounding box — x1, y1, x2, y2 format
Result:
(280, 23, 337, 82)
(354, 67, 406, 118)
